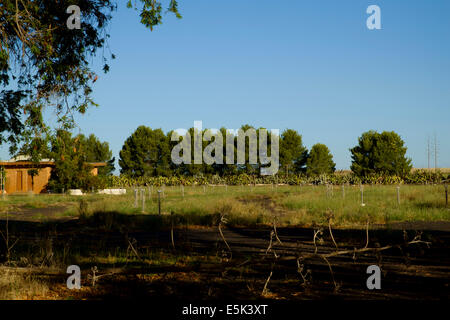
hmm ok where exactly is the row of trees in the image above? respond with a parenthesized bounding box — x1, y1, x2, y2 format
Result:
(118, 125, 412, 178)
(20, 130, 115, 192)
(11, 126, 412, 191)
(0, 1, 413, 188)
(118, 126, 336, 178)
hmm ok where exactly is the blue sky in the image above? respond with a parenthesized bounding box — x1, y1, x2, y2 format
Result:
(2, 0, 449, 170)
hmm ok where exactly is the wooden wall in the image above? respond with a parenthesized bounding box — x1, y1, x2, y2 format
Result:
(5, 167, 52, 194)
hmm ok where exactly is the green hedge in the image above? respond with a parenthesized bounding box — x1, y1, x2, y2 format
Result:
(100, 170, 449, 188)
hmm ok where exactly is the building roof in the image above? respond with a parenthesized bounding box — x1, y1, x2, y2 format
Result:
(0, 160, 106, 167)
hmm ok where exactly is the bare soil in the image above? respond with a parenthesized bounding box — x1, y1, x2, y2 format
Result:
(1, 209, 449, 300)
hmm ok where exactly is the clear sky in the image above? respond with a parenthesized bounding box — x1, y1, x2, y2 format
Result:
(2, 0, 449, 170)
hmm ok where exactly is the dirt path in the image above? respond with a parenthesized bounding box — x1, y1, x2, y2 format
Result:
(0, 205, 73, 222)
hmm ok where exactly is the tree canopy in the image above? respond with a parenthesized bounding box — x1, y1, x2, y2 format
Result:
(119, 126, 171, 177)
(280, 129, 308, 175)
(0, 0, 180, 155)
(77, 133, 115, 175)
(350, 130, 412, 177)
(47, 130, 97, 192)
(306, 143, 336, 176)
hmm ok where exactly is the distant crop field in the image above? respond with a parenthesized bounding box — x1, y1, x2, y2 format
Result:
(412, 168, 450, 173)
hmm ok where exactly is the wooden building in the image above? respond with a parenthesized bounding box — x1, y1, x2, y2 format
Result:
(0, 160, 106, 194)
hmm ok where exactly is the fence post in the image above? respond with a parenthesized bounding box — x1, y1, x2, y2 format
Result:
(203, 185, 206, 194)
(141, 188, 145, 212)
(342, 184, 345, 199)
(157, 190, 162, 215)
(360, 184, 365, 206)
(134, 189, 138, 208)
(445, 184, 448, 207)
(181, 185, 184, 198)
(397, 186, 401, 205)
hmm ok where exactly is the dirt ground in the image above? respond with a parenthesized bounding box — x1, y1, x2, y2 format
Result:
(0, 206, 449, 300)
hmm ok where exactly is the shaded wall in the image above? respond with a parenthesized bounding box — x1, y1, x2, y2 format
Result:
(5, 167, 52, 194)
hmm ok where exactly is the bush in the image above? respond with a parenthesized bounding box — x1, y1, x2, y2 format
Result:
(102, 170, 447, 188)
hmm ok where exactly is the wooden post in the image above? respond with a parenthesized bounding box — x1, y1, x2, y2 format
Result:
(203, 185, 206, 194)
(397, 186, 401, 205)
(1, 174, 3, 198)
(181, 185, 184, 198)
(342, 184, 345, 199)
(134, 189, 138, 208)
(360, 184, 364, 206)
(157, 190, 162, 215)
(445, 184, 448, 207)
(141, 188, 145, 212)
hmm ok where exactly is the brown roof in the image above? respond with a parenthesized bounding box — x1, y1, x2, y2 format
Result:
(0, 161, 106, 167)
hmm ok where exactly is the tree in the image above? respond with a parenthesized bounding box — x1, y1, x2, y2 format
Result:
(280, 129, 308, 175)
(214, 127, 238, 176)
(119, 126, 171, 177)
(306, 143, 336, 176)
(0, 0, 181, 156)
(47, 130, 101, 192)
(350, 130, 412, 177)
(77, 134, 115, 176)
(0, 90, 25, 152)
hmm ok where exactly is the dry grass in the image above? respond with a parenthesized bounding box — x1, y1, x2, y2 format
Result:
(1, 184, 449, 228)
(0, 267, 49, 300)
(411, 168, 450, 173)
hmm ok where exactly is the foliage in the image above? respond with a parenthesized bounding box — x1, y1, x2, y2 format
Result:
(46, 130, 110, 192)
(77, 134, 115, 175)
(306, 143, 336, 176)
(350, 130, 412, 177)
(280, 129, 308, 175)
(102, 170, 448, 188)
(0, 90, 25, 153)
(0, 0, 180, 158)
(119, 126, 172, 177)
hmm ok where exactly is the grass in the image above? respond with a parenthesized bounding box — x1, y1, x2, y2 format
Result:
(0, 267, 49, 299)
(0, 184, 449, 300)
(0, 184, 449, 228)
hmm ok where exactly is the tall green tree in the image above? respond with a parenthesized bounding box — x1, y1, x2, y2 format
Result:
(280, 129, 308, 175)
(306, 143, 336, 176)
(77, 134, 115, 175)
(212, 127, 238, 176)
(119, 126, 171, 177)
(0, 0, 180, 156)
(350, 130, 412, 177)
(47, 130, 100, 192)
(236, 124, 258, 175)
